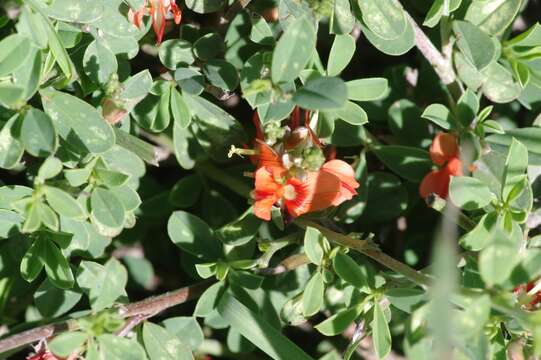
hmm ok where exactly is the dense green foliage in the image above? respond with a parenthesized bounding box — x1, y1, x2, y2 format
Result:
(0, 0, 541, 359)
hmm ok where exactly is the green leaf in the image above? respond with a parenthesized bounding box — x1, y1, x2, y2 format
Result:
(185, 0, 224, 14)
(45, 188, 85, 223)
(327, 34, 355, 76)
(162, 317, 204, 350)
(423, 0, 462, 28)
(385, 288, 425, 313)
(37, 0, 104, 23)
(331, 0, 355, 35)
(304, 227, 325, 265)
(302, 272, 324, 317)
(20, 239, 45, 282)
(293, 76, 347, 110)
(169, 174, 203, 208)
(271, 16, 316, 84)
(193, 33, 225, 60)
(503, 138, 528, 197)
(315, 306, 361, 336)
(38, 202, 59, 231)
(170, 88, 192, 129)
(459, 212, 497, 251)
(167, 210, 222, 259)
(0, 34, 32, 77)
(114, 128, 159, 167)
(359, 18, 415, 56)
(0, 209, 23, 238)
(37, 157, 63, 182)
(96, 334, 147, 360)
(13, 46, 43, 100)
(217, 291, 313, 360)
(183, 93, 245, 163)
(215, 208, 261, 246)
(507, 23, 541, 48)
(34, 278, 82, 318)
(372, 301, 391, 359)
(449, 176, 495, 210)
(22, 202, 42, 233)
(76, 258, 128, 311)
(159, 39, 195, 70)
(422, 103, 453, 130)
(465, 0, 522, 36)
(453, 20, 496, 71)
(42, 237, 74, 289)
(357, 0, 407, 40)
(372, 145, 432, 182)
(21, 108, 58, 157)
(346, 78, 388, 101)
(40, 88, 115, 154)
(482, 62, 522, 104)
(193, 282, 225, 317)
(50, 331, 87, 357)
(143, 322, 193, 360)
(203, 59, 239, 91)
(90, 187, 125, 230)
(175, 68, 205, 95)
(0, 84, 25, 109)
(479, 230, 519, 286)
(250, 15, 274, 46)
(333, 252, 369, 290)
(332, 101, 368, 126)
(0, 115, 24, 169)
(83, 40, 118, 85)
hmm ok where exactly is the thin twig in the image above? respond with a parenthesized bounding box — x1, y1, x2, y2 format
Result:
(296, 219, 433, 288)
(256, 253, 310, 275)
(0, 281, 212, 355)
(221, 0, 252, 24)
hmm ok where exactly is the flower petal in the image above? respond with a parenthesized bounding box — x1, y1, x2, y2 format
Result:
(254, 139, 282, 169)
(430, 133, 459, 166)
(253, 166, 283, 220)
(443, 156, 463, 176)
(419, 169, 450, 199)
(321, 160, 359, 205)
(285, 171, 342, 217)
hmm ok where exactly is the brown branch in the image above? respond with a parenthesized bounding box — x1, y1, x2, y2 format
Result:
(0, 251, 310, 355)
(0, 281, 212, 355)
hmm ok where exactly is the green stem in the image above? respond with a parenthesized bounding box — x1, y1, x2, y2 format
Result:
(426, 194, 476, 232)
(197, 162, 252, 199)
(295, 219, 432, 288)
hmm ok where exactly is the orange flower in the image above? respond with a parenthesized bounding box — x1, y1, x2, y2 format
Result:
(253, 166, 343, 220)
(242, 108, 360, 221)
(419, 133, 462, 199)
(129, 0, 182, 44)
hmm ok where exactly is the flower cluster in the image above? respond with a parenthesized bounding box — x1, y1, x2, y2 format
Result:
(236, 109, 359, 221)
(129, 0, 182, 44)
(419, 133, 463, 200)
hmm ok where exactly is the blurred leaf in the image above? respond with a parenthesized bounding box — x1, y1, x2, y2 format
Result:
(159, 39, 195, 70)
(143, 322, 193, 360)
(315, 306, 361, 336)
(465, 0, 522, 36)
(357, 0, 407, 40)
(372, 145, 431, 182)
(453, 20, 496, 71)
(217, 291, 313, 360)
(449, 176, 495, 210)
(50, 331, 87, 357)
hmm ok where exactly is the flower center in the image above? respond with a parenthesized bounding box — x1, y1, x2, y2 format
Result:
(283, 184, 297, 201)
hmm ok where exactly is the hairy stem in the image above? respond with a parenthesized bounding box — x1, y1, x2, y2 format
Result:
(296, 219, 432, 287)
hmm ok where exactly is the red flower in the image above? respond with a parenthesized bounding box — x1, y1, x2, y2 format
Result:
(419, 133, 463, 199)
(514, 281, 541, 309)
(129, 0, 182, 44)
(247, 108, 360, 221)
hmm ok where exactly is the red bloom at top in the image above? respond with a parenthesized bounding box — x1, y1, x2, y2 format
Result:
(129, 0, 182, 44)
(245, 109, 360, 221)
(419, 133, 463, 199)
